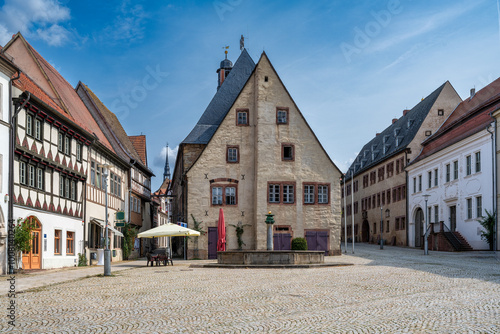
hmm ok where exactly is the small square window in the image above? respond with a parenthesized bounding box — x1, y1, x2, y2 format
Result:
(438, 109, 444, 116)
(425, 130, 431, 136)
(276, 107, 288, 124)
(282, 144, 294, 161)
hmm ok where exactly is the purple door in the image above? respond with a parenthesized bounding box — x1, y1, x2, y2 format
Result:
(305, 230, 329, 255)
(273, 233, 292, 250)
(208, 227, 218, 259)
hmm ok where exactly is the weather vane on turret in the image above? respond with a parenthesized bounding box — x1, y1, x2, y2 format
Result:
(222, 45, 229, 59)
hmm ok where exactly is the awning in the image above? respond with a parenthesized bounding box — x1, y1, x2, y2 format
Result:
(90, 217, 124, 237)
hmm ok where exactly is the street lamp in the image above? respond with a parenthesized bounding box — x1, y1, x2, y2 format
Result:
(423, 194, 430, 255)
(99, 164, 111, 275)
(380, 206, 383, 250)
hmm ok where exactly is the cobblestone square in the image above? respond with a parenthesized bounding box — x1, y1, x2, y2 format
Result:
(2, 244, 499, 333)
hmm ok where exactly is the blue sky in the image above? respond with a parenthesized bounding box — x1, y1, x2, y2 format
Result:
(1, 0, 499, 191)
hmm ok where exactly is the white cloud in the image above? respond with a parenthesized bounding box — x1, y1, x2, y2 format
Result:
(0, 0, 72, 46)
(100, 1, 148, 44)
(153, 144, 178, 169)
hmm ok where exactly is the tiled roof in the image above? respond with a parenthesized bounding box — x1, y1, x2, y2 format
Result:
(76, 82, 145, 166)
(3, 33, 114, 152)
(182, 49, 255, 144)
(129, 135, 148, 166)
(346, 82, 448, 179)
(411, 77, 500, 165)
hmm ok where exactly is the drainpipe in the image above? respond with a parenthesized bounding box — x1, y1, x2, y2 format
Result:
(8, 87, 30, 275)
(487, 113, 498, 252)
(405, 151, 409, 247)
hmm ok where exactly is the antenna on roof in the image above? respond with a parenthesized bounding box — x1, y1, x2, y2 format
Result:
(222, 45, 229, 59)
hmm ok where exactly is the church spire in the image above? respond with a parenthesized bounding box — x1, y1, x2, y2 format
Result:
(163, 143, 171, 181)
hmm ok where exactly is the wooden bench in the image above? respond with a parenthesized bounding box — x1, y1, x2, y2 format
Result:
(147, 248, 173, 266)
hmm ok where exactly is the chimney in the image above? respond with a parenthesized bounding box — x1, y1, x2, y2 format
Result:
(403, 109, 410, 116)
(470, 88, 475, 99)
(392, 118, 398, 124)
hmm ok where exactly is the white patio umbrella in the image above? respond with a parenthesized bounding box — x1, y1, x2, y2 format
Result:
(137, 223, 200, 238)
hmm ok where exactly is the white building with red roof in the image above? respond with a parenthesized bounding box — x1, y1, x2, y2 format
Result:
(407, 78, 500, 251)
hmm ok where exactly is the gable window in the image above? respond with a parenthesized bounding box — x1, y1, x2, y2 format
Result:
(283, 184, 294, 203)
(453, 160, 458, 180)
(475, 152, 481, 173)
(225, 187, 236, 205)
(236, 109, 249, 126)
(304, 185, 315, 204)
(227, 146, 239, 163)
(276, 107, 288, 124)
(54, 230, 61, 255)
(268, 182, 296, 204)
(269, 184, 280, 203)
(466, 155, 472, 176)
(20, 161, 26, 185)
(282, 143, 294, 161)
(212, 187, 223, 205)
(318, 184, 330, 204)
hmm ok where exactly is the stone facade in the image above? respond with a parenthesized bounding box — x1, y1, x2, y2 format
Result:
(172, 51, 342, 258)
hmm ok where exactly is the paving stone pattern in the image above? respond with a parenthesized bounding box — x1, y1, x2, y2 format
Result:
(2, 244, 499, 333)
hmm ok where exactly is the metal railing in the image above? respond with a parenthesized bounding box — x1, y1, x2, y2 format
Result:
(441, 223, 463, 250)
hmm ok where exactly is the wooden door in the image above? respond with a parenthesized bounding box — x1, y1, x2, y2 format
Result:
(22, 217, 42, 269)
(208, 227, 218, 259)
(305, 230, 329, 255)
(450, 206, 457, 232)
(273, 233, 291, 250)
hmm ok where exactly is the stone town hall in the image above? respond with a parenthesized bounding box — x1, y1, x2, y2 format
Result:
(170, 49, 342, 259)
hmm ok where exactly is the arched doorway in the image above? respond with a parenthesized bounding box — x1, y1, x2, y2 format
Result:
(21, 216, 42, 269)
(414, 208, 424, 248)
(361, 220, 370, 242)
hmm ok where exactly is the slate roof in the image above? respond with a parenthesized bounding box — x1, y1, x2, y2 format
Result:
(410, 77, 500, 165)
(346, 82, 448, 180)
(182, 49, 255, 144)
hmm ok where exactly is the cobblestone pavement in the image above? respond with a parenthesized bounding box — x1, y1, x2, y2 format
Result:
(2, 244, 499, 333)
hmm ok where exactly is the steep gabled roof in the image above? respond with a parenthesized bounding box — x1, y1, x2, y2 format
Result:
(76, 82, 147, 168)
(346, 82, 448, 179)
(129, 135, 148, 166)
(410, 77, 500, 165)
(2, 32, 114, 152)
(182, 49, 255, 144)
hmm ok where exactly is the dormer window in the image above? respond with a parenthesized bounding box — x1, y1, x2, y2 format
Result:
(276, 107, 289, 124)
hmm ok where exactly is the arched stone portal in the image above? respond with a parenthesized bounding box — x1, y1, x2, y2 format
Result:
(414, 208, 424, 248)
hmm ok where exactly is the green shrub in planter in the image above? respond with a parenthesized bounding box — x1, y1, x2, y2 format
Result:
(291, 237, 308, 250)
